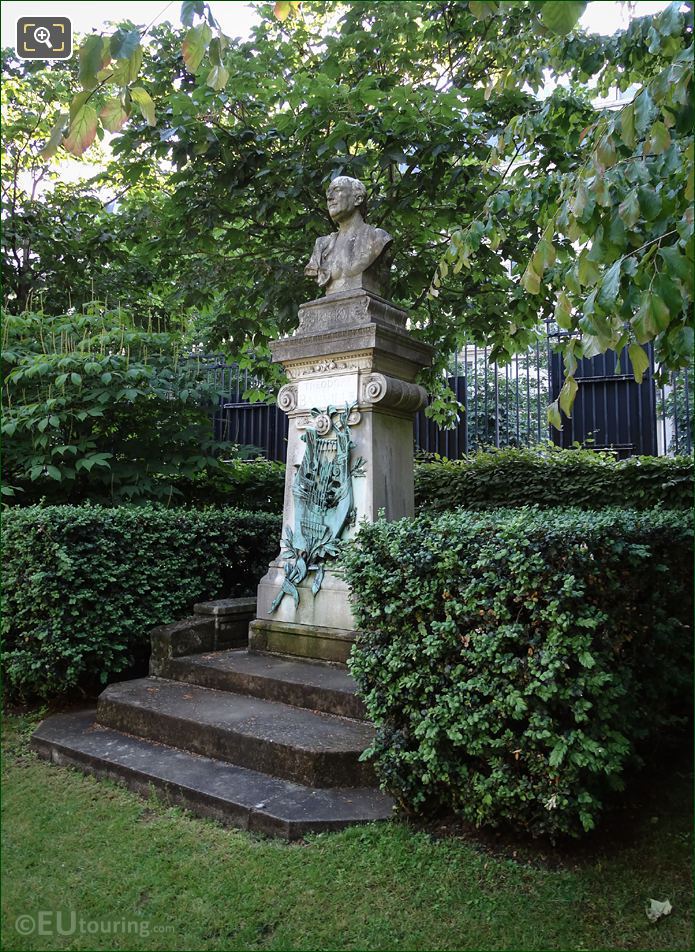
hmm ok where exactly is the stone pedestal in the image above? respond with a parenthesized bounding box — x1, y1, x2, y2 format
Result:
(251, 289, 432, 656)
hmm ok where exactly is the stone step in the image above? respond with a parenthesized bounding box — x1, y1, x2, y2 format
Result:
(97, 678, 376, 788)
(31, 711, 394, 840)
(161, 649, 366, 720)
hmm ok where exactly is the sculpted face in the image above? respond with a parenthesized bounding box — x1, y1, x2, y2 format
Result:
(326, 180, 356, 223)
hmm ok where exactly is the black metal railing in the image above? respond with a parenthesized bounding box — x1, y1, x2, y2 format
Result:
(204, 341, 692, 461)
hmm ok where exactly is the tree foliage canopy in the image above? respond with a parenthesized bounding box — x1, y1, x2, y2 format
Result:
(2, 1, 692, 425)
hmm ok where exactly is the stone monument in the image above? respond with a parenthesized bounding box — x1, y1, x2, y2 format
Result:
(250, 176, 433, 662)
(31, 176, 431, 837)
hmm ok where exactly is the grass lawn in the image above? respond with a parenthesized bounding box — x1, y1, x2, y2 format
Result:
(2, 711, 692, 952)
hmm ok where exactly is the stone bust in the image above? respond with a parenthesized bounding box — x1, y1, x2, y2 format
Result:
(305, 176, 393, 297)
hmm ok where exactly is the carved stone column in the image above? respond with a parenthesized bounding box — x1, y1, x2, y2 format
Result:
(249, 288, 433, 662)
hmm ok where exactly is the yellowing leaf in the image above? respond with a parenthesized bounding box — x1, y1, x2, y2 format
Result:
(206, 64, 229, 91)
(628, 343, 650, 384)
(130, 87, 156, 126)
(63, 104, 98, 156)
(99, 98, 129, 133)
(521, 261, 541, 294)
(547, 399, 563, 431)
(182, 23, 212, 73)
(559, 375, 579, 418)
(555, 290, 573, 330)
(274, 0, 302, 19)
(40, 113, 68, 158)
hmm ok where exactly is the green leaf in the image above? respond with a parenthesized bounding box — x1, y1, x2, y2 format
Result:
(540, 1, 587, 34)
(634, 89, 655, 137)
(45, 465, 62, 481)
(637, 186, 662, 221)
(63, 105, 98, 157)
(99, 98, 129, 133)
(620, 102, 635, 149)
(469, 1, 499, 19)
(559, 375, 579, 418)
(658, 245, 691, 286)
(595, 136, 616, 171)
(109, 46, 143, 84)
(79, 35, 110, 91)
(628, 343, 650, 384)
(130, 87, 156, 126)
(597, 259, 622, 308)
(69, 91, 92, 121)
(181, 1, 206, 27)
(643, 120, 671, 156)
(182, 23, 212, 73)
(70, 372, 82, 386)
(547, 399, 563, 431)
(206, 65, 229, 91)
(110, 28, 141, 60)
(618, 189, 640, 228)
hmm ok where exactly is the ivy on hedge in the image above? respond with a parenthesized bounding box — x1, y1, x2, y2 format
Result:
(2, 505, 280, 700)
(342, 507, 693, 839)
(414, 446, 693, 512)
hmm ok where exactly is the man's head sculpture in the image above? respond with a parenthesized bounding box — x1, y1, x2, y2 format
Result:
(305, 176, 392, 297)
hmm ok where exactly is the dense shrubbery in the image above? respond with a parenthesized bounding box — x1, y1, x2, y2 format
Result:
(342, 507, 693, 839)
(170, 458, 286, 511)
(1, 309, 236, 506)
(164, 447, 692, 512)
(414, 445, 693, 512)
(2, 506, 280, 700)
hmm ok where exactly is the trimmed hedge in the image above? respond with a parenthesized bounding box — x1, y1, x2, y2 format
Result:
(159, 448, 692, 513)
(168, 458, 286, 511)
(342, 507, 693, 839)
(414, 446, 693, 512)
(2, 505, 280, 700)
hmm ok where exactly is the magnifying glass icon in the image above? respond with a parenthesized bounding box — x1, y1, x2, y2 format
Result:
(34, 26, 53, 48)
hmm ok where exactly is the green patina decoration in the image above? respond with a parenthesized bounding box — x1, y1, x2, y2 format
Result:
(270, 402, 366, 613)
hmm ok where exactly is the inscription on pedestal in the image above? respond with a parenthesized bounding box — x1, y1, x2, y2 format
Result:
(297, 373, 358, 409)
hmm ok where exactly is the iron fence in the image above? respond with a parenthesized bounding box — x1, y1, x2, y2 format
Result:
(205, 337, 692, 461)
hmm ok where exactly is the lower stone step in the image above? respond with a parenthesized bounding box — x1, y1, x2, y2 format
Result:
(31, 711, 394, 840)
(161, 649, 365, 720)
(97, 678, 376, 788)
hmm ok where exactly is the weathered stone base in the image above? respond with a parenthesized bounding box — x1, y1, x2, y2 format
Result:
(249, 618, 356, 664)
(255, 564, 354, 631)
(30, 597, 390, 840)
(32, 711, 393, 840)
(150, 596, 256, 676)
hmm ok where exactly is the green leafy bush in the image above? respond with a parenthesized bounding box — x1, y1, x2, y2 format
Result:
(2, 505, 280, 700)
(160, 447, 692, 513)
(1, 308, 236, 505)
(169, 458, 286, 511)
(342, 507, 693, 839)
(415, 445, 693, 512)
